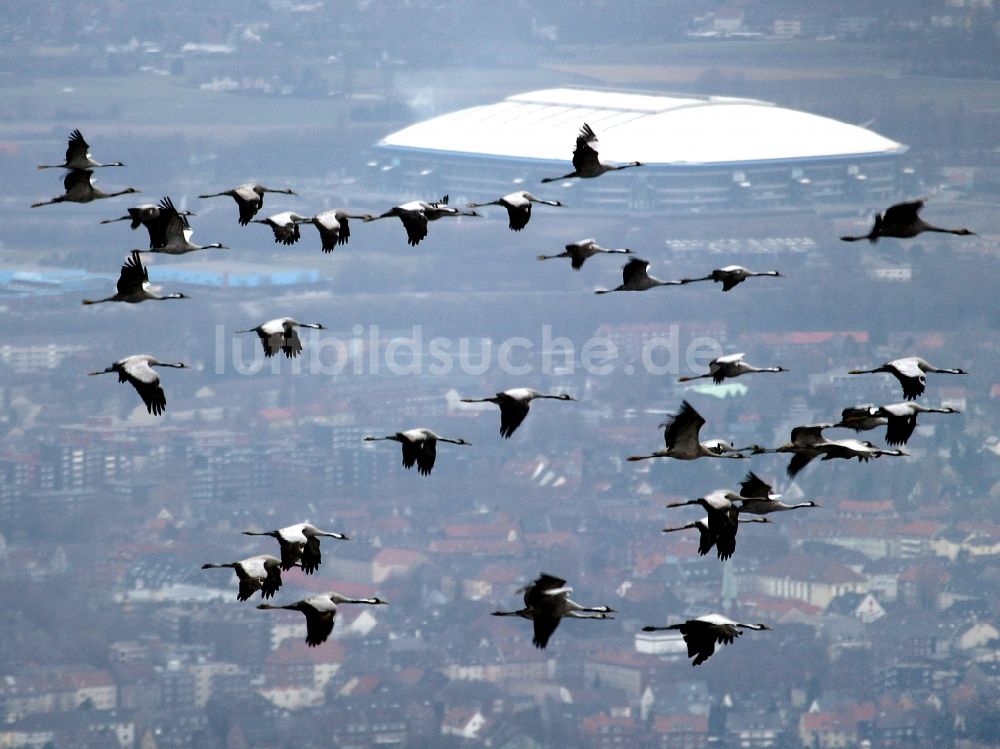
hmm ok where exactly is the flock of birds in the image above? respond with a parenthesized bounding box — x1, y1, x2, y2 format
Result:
(34, 122, 975, 659)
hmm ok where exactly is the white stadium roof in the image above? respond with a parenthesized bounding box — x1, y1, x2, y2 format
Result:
(379, 88, 905, 166)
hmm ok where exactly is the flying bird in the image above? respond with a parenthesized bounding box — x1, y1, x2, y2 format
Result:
(236, 318, 326, 359)
(363, 200, 435, 245)
(665, 490, 748, 561)
(678, 353, 787, 384)
(32, 169, 138, 207)
(595, 258, 682, 294)
(242, 522, 349, 573)
(460, 388, 575, 438)
(134, 197, 227, 254)
(662, 516, 771, 560)
(38, 129, 124, 170)
(537, 239, 631, 270)
(679, 265, 783, 292)
(734, 471, 820, 515)
(540, 123, 642, 183)
(491, 573, 614, 649)
(82, 251, 187, 305)
(642, 614, 770, 666)
(198, 183, 297, 225)
(101, 201, 195, 249)
(363, 429, 470, 476)
(302, 209, 373, 252)
(466, 191, 563, 231)
(840, 199, 974, 242)
(201, 554, 286, 601)
(252, 211, 312, 245)
(752, 425, 906, 477)
(835, 404, 888, 433)
(627, 400, 751, 462)
(88, 355, 186, 415)
(258, 592, 387, 647)
(875, 401, 960, 446)
(848, 356, 968, 400)
(423, 195, 481, 220)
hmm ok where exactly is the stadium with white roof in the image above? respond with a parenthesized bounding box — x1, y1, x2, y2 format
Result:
(376, 88, 908, 214)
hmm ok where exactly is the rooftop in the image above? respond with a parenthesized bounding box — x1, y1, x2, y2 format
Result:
(379, 87, 905, 166)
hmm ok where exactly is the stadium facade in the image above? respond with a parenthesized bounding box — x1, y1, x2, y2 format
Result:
(375, 88, 909, 214)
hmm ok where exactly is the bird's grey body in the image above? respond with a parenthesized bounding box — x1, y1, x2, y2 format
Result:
(258, 592, 387, 647)
(540, 123, 642, 183)
(627, 400, 752, 462)
(460, 388, 574, 438)
(848, 356, 968, 400)
(236, 317, 326, 359)
(198, 183, 297, 225)
(679, 265, 782, 292)
(642, 613, 770, 665)
(679, 353, 787, 384)
(467, 191, 563, 231)
(242, 522, 349, 573)
(595, 258, 682, 294)
(537, 238, 631, 270)
(38, 129, 124, 170)
(32, 169, 138, 207)
(491, 573, 614, 649)
(364, 429, 470, 475)
(82, 251, 186, 305)
(840, 199, 974, 243)
(88, 355, 186, 415)
(201, 554, 285, 601)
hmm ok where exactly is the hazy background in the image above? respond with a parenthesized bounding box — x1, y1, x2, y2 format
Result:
(0, 2, 999, 748)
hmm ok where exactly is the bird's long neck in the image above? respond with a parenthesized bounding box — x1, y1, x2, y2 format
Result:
(157, 294, 185, 301)
(709, 446, 747, 458)
(438, 437, 465, 445)
(107, 188, 135, 198)
(678, 373, 711, 383)
(922, 222, 970, 236)
(662, 524, 696, 533)
(626, 452, 662, 461)
(666, 499, 701, 509)
(566, 611, 610, 619)
(202, 562, 236, 569)
(82, 296, 114, 305)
